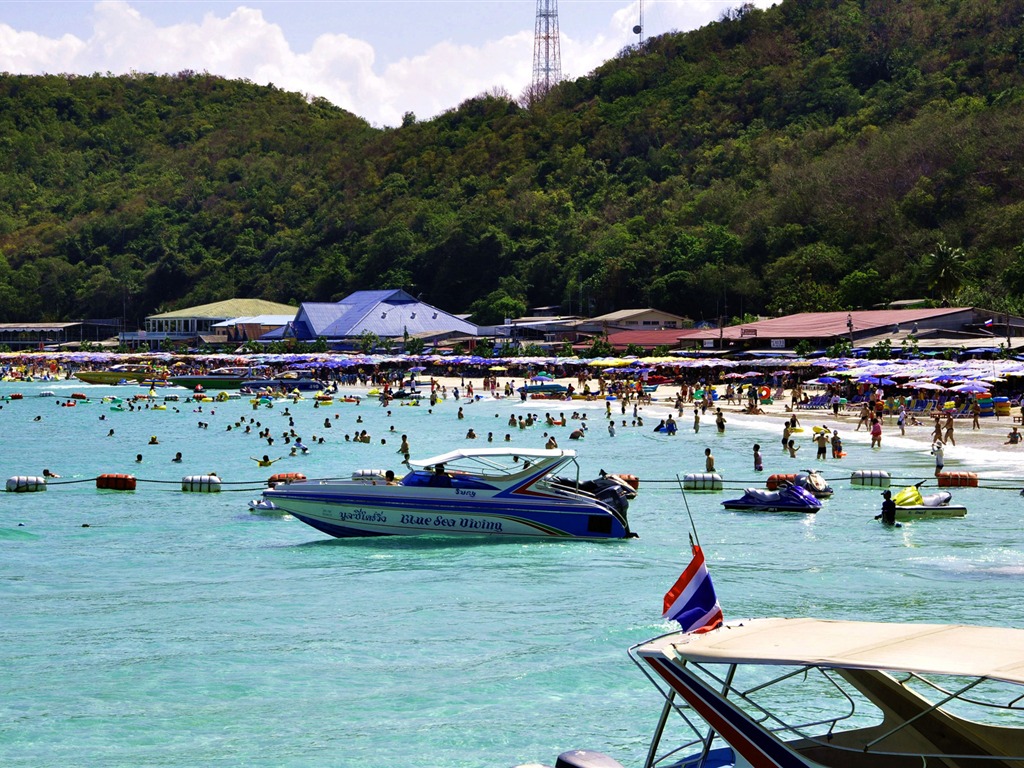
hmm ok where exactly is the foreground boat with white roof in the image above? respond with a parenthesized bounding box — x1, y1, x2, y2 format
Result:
(524, 617, 1024, 768)
(262, 448, 638, 540)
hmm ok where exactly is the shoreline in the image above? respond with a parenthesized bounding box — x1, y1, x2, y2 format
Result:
(422, 374, 1024, 469)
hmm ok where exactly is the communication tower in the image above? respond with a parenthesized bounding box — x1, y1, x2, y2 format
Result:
(531, 0, 562, 96)
(633, 0, 644, 44)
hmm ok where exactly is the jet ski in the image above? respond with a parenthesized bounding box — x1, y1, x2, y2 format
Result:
(795, 469, 833, 498)
(892, 483, 966, 519)
(722, 484, 821, 513)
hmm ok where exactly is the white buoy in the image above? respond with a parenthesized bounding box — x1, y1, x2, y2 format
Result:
(681, 473, 723, 491)
(850, 469, 891, 488)
(6, 476, 47, 493)
(181, 475, 222, 493)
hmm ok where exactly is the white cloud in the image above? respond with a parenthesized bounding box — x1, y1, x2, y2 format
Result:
(0, 0, 777, 127)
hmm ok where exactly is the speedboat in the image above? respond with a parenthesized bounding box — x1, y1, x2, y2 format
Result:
(75, 364, 165, 385)
(241, 369, 326, 392)
(518, 383, 569, 395)
(525, 617, 1024, 768)
(261, 448, 638, 540)
(721, 484, 821, 513)
(168, 367, 259, 390)
(893, 483, 967, 519)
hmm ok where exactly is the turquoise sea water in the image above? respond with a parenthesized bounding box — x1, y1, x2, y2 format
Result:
(3, 380, 1024, 767)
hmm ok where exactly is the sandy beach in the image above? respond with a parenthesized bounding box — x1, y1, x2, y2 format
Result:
(420, 372, 1022, 459)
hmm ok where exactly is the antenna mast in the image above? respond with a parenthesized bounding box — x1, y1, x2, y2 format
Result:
(532, 0, 562, 97)
(633, 0, 644, 45)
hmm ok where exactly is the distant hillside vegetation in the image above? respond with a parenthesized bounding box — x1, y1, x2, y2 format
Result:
(2, 0, 1024, 327)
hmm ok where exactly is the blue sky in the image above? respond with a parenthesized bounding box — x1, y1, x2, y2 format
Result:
(0, 1, 774, 126)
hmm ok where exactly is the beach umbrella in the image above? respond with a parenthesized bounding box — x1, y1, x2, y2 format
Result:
(859, 376, 896, 386)
(488, 366, 507, 371)
(950, 382, 990, 394)
(409, 366, 426, 372)
(907, 381, 949, 391)
(816, 376, 841, 384)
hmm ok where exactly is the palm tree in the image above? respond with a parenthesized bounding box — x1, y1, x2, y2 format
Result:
(923, 242, 968, 303)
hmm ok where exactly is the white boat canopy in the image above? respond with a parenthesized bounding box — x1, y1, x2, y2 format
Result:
(406, 447, 574, 470)
(642, 617, 1024, 686)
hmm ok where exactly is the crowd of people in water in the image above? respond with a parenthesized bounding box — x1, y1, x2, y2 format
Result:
(12, 361, 1023, 532)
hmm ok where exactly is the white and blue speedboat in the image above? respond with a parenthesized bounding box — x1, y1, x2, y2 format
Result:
(262, 448, 638, 540)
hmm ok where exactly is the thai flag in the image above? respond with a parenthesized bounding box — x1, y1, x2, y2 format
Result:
(984, 318, 994, 327)
(662, 544, 724, 633)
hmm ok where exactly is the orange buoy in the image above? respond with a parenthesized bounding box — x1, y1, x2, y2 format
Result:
(71, 392, 87, 400)
(96, 473, 137, 491)
(61, 401, 77, 407)
(937, 471, 979, 488)
(10, 393, 23, 400)
(767, 473, 796, 491)
(268, 472, 306, 488)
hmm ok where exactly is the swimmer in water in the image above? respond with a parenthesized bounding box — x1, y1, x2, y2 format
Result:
(250, 455, 282, 467)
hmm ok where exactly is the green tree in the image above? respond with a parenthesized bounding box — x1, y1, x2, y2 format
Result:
(358, 330, 380, 353)
(922, 243, 969, 303)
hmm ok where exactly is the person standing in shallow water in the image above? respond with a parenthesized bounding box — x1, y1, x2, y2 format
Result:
(875, 490, 898, 526)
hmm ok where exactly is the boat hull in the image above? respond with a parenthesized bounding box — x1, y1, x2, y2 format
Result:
(265, 487, 630, 540)
(895, 504, 967, 519)
(721, 502, 818, 513)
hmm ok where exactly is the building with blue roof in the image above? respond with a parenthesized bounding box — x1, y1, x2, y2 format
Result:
(270, 289, 478, 350)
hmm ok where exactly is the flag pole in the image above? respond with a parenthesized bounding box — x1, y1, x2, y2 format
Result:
(676, 474, 701, 549)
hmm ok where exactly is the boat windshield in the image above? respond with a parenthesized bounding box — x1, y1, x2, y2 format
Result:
(407, 451, 573, 480)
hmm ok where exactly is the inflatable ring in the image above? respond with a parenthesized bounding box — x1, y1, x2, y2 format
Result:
(758, 386, 771, 400)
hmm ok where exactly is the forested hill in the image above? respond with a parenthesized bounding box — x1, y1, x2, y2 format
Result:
(2, 0, 1024, 327)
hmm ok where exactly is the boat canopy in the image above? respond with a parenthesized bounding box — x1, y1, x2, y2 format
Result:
(642, 617, 1024, 685)
(406, 447, 575, 473)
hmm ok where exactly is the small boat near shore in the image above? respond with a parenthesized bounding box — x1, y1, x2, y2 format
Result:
(74, 364, 166, 385)
(262, 447, 638, 540)
(525, 617, 1024, 768)
(241, 369, 326, 393)
(168, 367, 257, 390)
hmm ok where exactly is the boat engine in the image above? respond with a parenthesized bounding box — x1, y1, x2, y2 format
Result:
(591, 477, 631, 516)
